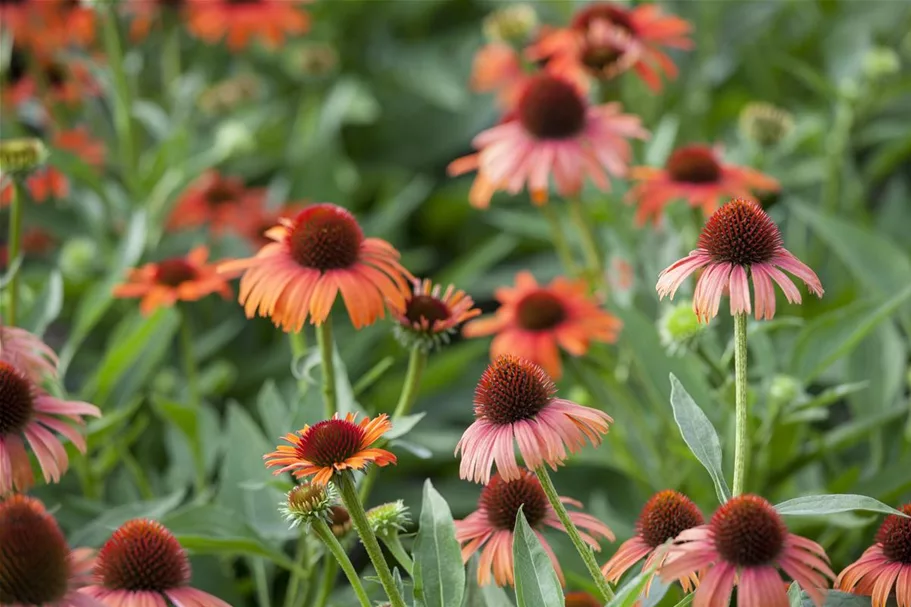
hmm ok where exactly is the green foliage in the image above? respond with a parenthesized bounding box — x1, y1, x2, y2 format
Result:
(413, 480, 465, 607)
(512, 506, 564, 607)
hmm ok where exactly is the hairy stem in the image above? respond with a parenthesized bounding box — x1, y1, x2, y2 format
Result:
(312, 519, 372, 607)
(732, 313, 749, 496)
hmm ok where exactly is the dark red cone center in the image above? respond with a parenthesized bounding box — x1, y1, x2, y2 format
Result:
(96, 519, 189, 591)
(711, 495, 785, 567)
(516, 290, 567, 331)
(876, 504, 911, 564)
(154, 259, 199, 287)
(287, 204, 364, 272)
(405, 295, 451, 326)
(571, 4, 635, 34)
(481, 471, 549, 530)
(666, 146, 723, 184)
(0, 361, 34, 436)
(636, 490, 704, 549)
(518, 75, 587, 140)
(474, 355, 555, 425)
(698, 198, 782, 266)
(295, 418, 365, 468)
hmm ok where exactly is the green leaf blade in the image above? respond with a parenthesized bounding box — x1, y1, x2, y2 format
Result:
(512, 505, 563, 607)
(775, 494, 908, 518)
(413, 479, 465, 607)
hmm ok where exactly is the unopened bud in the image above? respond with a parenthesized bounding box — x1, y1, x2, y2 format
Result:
(280, 483, 336, 529)
(659, 301, 705, 355)
(366, 500, 410, 536)
(0, 139, 48, 177)
(738, 102, 794, 147)
(483, 4, 538, 44)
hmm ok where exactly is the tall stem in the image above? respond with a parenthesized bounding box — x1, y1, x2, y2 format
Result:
(567, 198, 605, 292)
(391, 346, 427, 419)
(316, 320, 337, 418)
(179, 308, 205, 494)
(534, 466, 614, 602)
(283, 535, 310, 607)
(540, 204, 580, 276)
(5, 180, 23, 325)
(311, 519, 372, 607)
(336, 472, 407, 607)
(732, 313, 749, 496)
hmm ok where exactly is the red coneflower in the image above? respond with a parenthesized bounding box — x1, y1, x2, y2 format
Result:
(456, 355, 612, 484)
(0, 360, 100, 494)
(167, 170, 265, 235)
(0, 495, 100, 607)
(448, 73, 647, 208)
(456, 470, 614, 587)
(391, 278, 481, 351)
(0, 323, 58, 382)
(185, 0, 310, 51)
(264, 412, 396, 487)
(463, 271, 621, 379)
(81, 519, 231, 607)
(470, 42, 527, 110)
(601, 490, 704, 595)
(836, 503, 911, 607)
(54, 126, 106, 168)
(240, 202, 307, 250)
(218, 203, 413, 331)
(112, 246, 232, 316)
(29, 0, 96, 56)
(659, 494, 834, 607)
(124, 0, 187, 41)
(628, 144, 779, 225)
(1, 167, 69, 206)
(657, 198, 823, 322)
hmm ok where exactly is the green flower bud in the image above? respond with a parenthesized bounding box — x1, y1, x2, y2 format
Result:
(738, 102, 794, 147)
(659, 301, 705, 355)
(59, 237, 99, 281)
(768, 374, 803, 408)
(366, 500, 410, 537)
(0, 139, 49, 177)
(482, 3, 538, 43)
(280, 483, 337, 529)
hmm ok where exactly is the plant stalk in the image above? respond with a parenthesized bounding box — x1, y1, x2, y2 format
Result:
(379, 533, 414, 576)
(391, 345, 427, 419)
(540, 204, 580, 276)
(178, 308, 206, 494)
(312, 519, 372, 607)
(567, 198, 605, 292)
(5, 180, 23, 325)
(732, 313, 749, 496)
(316, 320, 337, 419)
(311, 558, 337, 607)
(283, 535, 310, 607)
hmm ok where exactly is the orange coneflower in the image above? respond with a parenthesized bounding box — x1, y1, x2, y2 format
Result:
(628, 144, 779, 225)
(463, 271, 621, 379)
(2, 46, 97, 108)
(240, 201, 307, 250)
(113, 246, 232, 316)
(263, 412, 396, 487)
(1, 166, 69, 206)
(167, 170, 266, 235)
(0, 0, 95, 57)
(124, 0, 187, 41)
(54, 126, 106, 168)
(218, 203, 413, 331)
(185, 0, 310, 52)
(391, 278, 481, 351)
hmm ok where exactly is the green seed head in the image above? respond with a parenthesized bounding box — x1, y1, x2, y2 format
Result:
(0, 139, 48, 177)
(366, 500, 411, 536)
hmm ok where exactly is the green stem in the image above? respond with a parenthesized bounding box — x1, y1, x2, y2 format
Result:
(283, 535, 310, 607)
(311, 558, 337, 607)
(732, 313, 749, 496)
(534, 466, 614, 602)
(379, 533, 413, 576)
(312, 519, 372, 607)
(567, 198, 605, 291)
(101, 6, 139, 199)
(251, 558, 271, 607)
(290, 329, 309, 395)
(178, 309, 206, 494)
(316, 320, 337, 419)
(391, 346, 427, 419)
(540, 204, 580, 276)
(336, 472, 407, 607)
(5, 179, 23, 325)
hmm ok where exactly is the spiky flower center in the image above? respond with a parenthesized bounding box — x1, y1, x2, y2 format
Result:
(96, 519, 189, 591)
(474, 355, 555, 425)
(154, 259, 199, 287)
(295, 418, 365, 468)
(698, 198, 782, 266)
(666, 146, 722, 184)
(0, 361, 34, 436)
(516, 290, 567, 331)
(287, 204, 364, 272)
(711, 495, 785, 567)
(405, 295, 451, 327)
(481, 471, 549, 530)
(287, 483, 330, 516)
(876, 504, 911, 564)
(635, 490, 704, 548)
(518, 75, 587, 140)
(0, 496, 71, 605)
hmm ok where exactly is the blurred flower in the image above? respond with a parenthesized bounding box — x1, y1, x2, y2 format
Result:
(469, 43, 527, 110)
(657, 198, 823, 322)
(83, 519, 231, 607)
(53, 126, 106, 168)
(329, 506, 352, 538)
(456, 470, 614, 586)
(0, 0, 95, 57)
(279, 482, 337, 530)
(185, 0, 310, 52)
(527, 2, 692, 92)
(125, 0, 187, 41)
(240, 201, 308, 250)
(113, 246, 232, 316)
(218, 203, 412, 331)
(0, 227, 56, 271)
(659, 494, 834, 607)
(0, 137, 48, 176)
(564, 591, 601, 607)
(197, 73, 263, 115)
(738, 102, 795, 148)
(483, 3, 538, 44)
(658, 300, 704, 355)
(391, 278, 481, 352)
(0, 495, 99, 606)
(0, 359, 100, 494)
(463, 271, 620, 379)
(836, 503, 911, 607)
(1, 166, 69, 206)
(627, 144, 779, 225)
(367, 500, 411, 537)
(2, 46, 97, 108)
(0, 323, 58, 382)
(449, 73, 647, 208)
(264, 412, 396, 487)
(862, 47, 901, 81)
(167, 170, 265, 235)
(601, 490, 704, 596)
(456, 355, 612, 484)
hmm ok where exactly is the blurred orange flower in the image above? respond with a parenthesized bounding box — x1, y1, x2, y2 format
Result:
(1, 167, 69, 206)
(167, 170, 265, 236)
(54, 126, 106, 168)
(0, 0, 95, 57)
(185, 0, 310, 51)
(2, 47, 97, 109)
(125, 0, 188, 41)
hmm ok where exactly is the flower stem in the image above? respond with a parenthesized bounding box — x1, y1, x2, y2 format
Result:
(732, 313, 749, 496)
(336, 472, 407, 607)
(379, 532, 414, 576)
(101, 5, 140, 200)
(316, 320, 337, 419)
(540, 204, 580, 276)
(534, 466, 614, 602)
(283, 535, 310, 607)
(5, 179, 23, 325)
(392, 345, 427, 419)
(311, 558, 337, 607)
(567, 198, 605, 291)
(312, 519, 372, 607)
(178, 308, 206, 494)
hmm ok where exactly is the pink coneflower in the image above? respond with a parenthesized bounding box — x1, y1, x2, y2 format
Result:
(0, 360, 100, 495)
(0, 495, 100, 607)
(82, 519, 231, 607)
(657, 198, 823, 322)
(0, 322, 58, 382)
(456, 470, 614, 587)
(456, 355, 612, 484)
(836, 503, 911, 607)
(659, 494, 834, 607)
(448, 73, 647, 208)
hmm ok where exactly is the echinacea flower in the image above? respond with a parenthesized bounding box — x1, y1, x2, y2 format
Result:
(82, 519, 231, 607)
(279, 482, 337, 529)
(185, 0, 310, 51)
(26, 0, 96, 57)
(54, 126, 106, 168)
(470, 43, 528, 110)
(836, 503, 911, 607)
(0, 320, 58, 382)
(463, 271, 621, 379)
(0, 360, 100, 495)
(167, 170, 265, 235)
(659, 494, 835, 607)
(2, 46, 96, 108)
(264, 412, 396, 487)
(448, 73, 648, 208)
(601, 490, 704, 595)
(113, 246, 232, 316)
(656, 198, 824, 322)
(456, 470, 614, 586)
(218, 203, 413, 330)
(456, 355, 612, 484)
(392, 278, 481, 351)
(1, 167, 69, 207)
(628, 144, 779, 225)
(0, 495, 100, 607)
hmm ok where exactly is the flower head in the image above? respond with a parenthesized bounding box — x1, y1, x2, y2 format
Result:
(83, 519, 230, 607)
(264, 412, 396, 487)
(367, 500, 411, 537)
(218, 203, 413, 330)
(279, 482, 337, 529)
(2, 46, 96, 108)
(456, 355, 612, 484)
(1, 166, 69, 207)
(836, 503, 911, 607)
(167, 170, 265, 236)
(463, 271, 621, 379)
(185, 0, 310, 51)
(456, 470, 614, 586)
(658, 300, 705, 355)
(660, 494, 834, 607)
(113, 246, 232, 316)
(0, 323, 58, 382)
(628, 144, 779, 225)
(657, 198, 823, 322)
(392, 279, 480, 352)
(448, 73, 647, 208)
(739, 102, 795, 147)
(54, 126, 106, 168)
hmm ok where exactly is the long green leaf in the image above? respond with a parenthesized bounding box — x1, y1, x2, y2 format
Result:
(775, 494, 908, 517)
(512, 506, 563, 607)
(413, 479, 465, 607)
